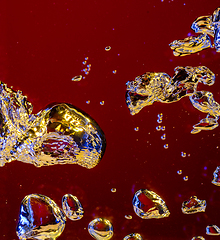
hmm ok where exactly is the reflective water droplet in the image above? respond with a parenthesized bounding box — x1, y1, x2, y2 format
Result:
(161, 133, 166, 140)
(100, 101, 105, 105)
(191, 237, 205, 240)
(112, 70, 117, 74)
(181, 196, 206, 214)
(134, 127, 139, 131)
(164, 144, 169, 149)
(123, 233, 143, 240)
(156, 126, 161, 131)
(88, 218, 113, 240)
(183, 176, 189, 181)
(177, 170, 182, 175)
(105, 46, 111, 51)
(86, 100, 90, 104)
(206, 225, 220, 235)
(16, 194, 66, 240)
(212, 166, 220, 186)
(181, 152, 186, 157)
(161, 126, 166, 131)
(62, 194, 84, 221)
(72, 75, 83, 82)
(111, 188, 116, 193)
(124, 215, 132, 220)
(132, 189, 170, 219)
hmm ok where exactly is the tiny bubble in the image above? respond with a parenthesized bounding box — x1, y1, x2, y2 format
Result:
(164, 144, 169, 149)
(85, 71, 89, 75)
(157, 119, 162, 123)
(156, 126, 161, 131)
(217, 146, 219, 149)
(158, 113, 163, 118)
(113, 70, 117, 74)
(85, 57, 88, 60)
(177, 170, 182, 175)
(124, 215, 132, 220)
(72, 75, 82, 82)
(134, 127, 139, 131)
(100, 101, 105, 105)
(111, 188, 116, 193)
(161, 126, 166, 131)
(105, 46, 111, 51)
(181, 152, 186, 157)
(183, 176, 188, 181)
(161, 134, 166, 140)
(86, 100, 90, 104)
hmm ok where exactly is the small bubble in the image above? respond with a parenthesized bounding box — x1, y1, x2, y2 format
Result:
(85, 71, 89, 75)
(164, 144, 169, 149)
(72, 75, 82, 82)
(158, 113, 163, 118)
(100, 101, 105, 105)
(124, 215, 132, 220)
(134, 127, 139, 131)
(157, 119, 162, 123)
(87, 64, 91, 68)
(113, 70, 117, 74)
(161, 134, 166, 140)
(85, 57, 88, 60)
(161, 126, 166, 131)
(111, 188, 116, 193)
(181, 152, 186, 157)
(177, 170, 182, 175)
(183, 176, 188, 181)
(156, 126, 161, 131)
(105, 46, 111, 51)
(86, 100, 90, 104)
(82, 61, 87, 65)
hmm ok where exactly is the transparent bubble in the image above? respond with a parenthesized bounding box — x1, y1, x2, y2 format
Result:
(132, 189, 170, 219)
(113, 70, 117, 74)
(83, 61, 87, 65)
(88, 218, 113, 240)
(161, 134, 166, 140)
(62, 194, 84, 221)
(177, 170, 182, 175)
(181, 152, 186, 157)
(85, 71, 89, 75)
(124, 215, 132, 220)
(85, 57, 89, 60)
(86, 100, 91, 104)
(16, 194, 66, 240)
(161, 126, 166, 131)
(212, 166, 220, 186)
(183, 176, 189, 181)
(191, 237, 205, 240)
(156, 126, 161, 131)
(111, 188, 116, 193)
(157, 118, 162, 123)
(181, 196, 206, 214)
(206, 225, 220, 235)
(105, 46, 111, 51)
(100, 101, 105, 105)
(71, 75, 82, 82)
(134, 127, 139, 131)
(123, 233, 143, 240)
(164, 144, 169, 149)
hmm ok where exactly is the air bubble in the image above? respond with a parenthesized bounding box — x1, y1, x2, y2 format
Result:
(100, 101, 105, 105)
(206, 225, 220, 235)
(161, 126, 166, 131)
(156, 126, 161, 131)
(134, 127, 139, 131)
(181, 196, 206, 214)
(72, 75, 83, 82)
(111, 188, 116, 193)
(177, 170, 182, 175)
(181, 152, 186, 157)
(212, 166, 220, 186)
(86, 100, 90, 104)
(123, 233, 143, 240)
(161, 134, 166, 140)
(157, 119, 162, 123)
(88, 218, 113, 240)
(62, 194, 84, 221)
(105, 46, 111, 51)
(191, 237, 205, 240)
(83, 61, 87, 65)
(124, 215, 132, 220)
(113, 70, 117, 74)
(85, 57, 89, 60)
(183, 176, 189, 181)
(164, 144, 169, 149)
(132, 189, 170, 219)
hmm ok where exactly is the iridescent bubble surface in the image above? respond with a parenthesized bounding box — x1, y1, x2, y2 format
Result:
(126, 66, 218, 134)
(62, 194, 84, 221)
(88, 218, 113, 240)
(16, 194, 66, 240)
(132, 189, 170, 219)
(123, 233, 143, 240)
(181, 196, 206, 214)
(0, 82, 106, 169)
(206, 225, 220, 235)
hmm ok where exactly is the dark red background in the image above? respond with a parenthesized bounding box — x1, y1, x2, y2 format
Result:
(1, 0, 220, 239)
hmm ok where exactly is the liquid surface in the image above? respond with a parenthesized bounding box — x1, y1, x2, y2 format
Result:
(62, 194, 84, 221)
(16, 194, 66, 240)
(88, 218, 113, 240)
(181, 196, 206, 214)
(126, 66, 218, 134)
(132, 189, 170, 219)
(0, 82, 106, 168)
